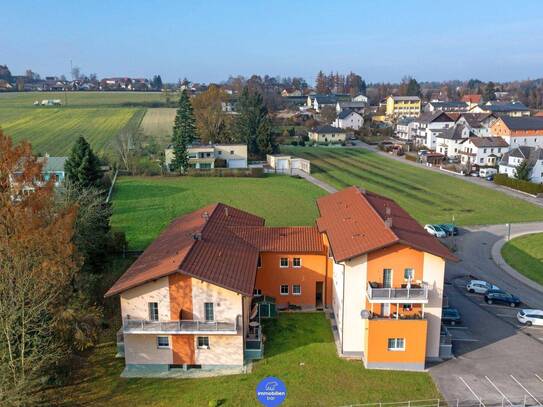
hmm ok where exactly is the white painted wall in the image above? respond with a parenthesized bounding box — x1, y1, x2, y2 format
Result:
(342, 255, 367, 353)
(124, 334, 173, 365)
(422, 253, 445, 359)
(194, 335, 244, 366)
(332, 262, 344, 342)
(191, 279, 242, 324)
(120, 277, 171, 321)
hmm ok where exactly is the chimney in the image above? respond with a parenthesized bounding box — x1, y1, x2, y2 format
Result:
(202, 211, 209, 221)
(192, 232, 202, 241)
(224, 206, 229, 217)
(384, 217, 393, 228)
(384, 205, 392, 228)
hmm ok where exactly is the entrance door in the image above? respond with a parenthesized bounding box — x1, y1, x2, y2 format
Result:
(315, 281, 324, 310)
(383, 269, 393, 288)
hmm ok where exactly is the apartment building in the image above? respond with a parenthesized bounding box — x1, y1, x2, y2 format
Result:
(385, 96, 421, 118)
(490, 116, 543, 149)
(106, 188, 455, 377)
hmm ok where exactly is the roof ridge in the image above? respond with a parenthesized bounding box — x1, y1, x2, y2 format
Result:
(355, 187, 400, 242)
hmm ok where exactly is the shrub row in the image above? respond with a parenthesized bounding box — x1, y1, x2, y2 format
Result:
(494, 173, 543, 195)
(186, 167, 264, 178)
(404, 154, 418, 162)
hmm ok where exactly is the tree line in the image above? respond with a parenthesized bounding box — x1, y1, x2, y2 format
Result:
(315, 70, 367, 96)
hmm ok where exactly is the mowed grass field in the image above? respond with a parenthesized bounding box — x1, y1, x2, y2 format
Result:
(281, 146, 543, 226)
(502, 233, 543, 286)
(111, 175, 326, 250)
(0, 107, 141, 156)
(140, 107, 176, 144)
(46, 313, 440, 407)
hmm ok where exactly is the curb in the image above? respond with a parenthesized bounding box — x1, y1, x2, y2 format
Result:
(490, 231, 543, 295)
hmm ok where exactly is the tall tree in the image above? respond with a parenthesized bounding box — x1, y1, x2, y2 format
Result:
(484, 81, 497, 101)
(171, 90, 197, 173)
(514, 159, 533, 181)
(234, 86, 277, 159)
(406, 78, 421, 97)
(64, 136, 102, 188)
(152, 74, 163, 90)
(0, 131, 79, 404)
(315, 70, 328, 94)
(192, 85, 231, 143)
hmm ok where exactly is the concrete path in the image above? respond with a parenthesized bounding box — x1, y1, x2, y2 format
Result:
(351, 140, 543, 208)
(292, 169, 337, 193)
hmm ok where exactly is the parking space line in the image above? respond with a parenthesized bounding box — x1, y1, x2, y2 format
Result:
(458, 376, 485, 406)
(485, 376, 512, 406)
(510, 375, 542, 406)
(451, 338, 480, 342)
(447, 326, 469, 330)
(535, 373, 543, 384)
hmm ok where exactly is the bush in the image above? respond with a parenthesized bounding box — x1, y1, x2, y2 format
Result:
(134, 157, 162, 176)
(405, 154, 418, 162)
(494, 173, 543, 195)
(291, 140, 298, 146)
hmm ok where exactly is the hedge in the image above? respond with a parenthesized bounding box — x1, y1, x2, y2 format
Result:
(494, 173, 543, 195)
(186, 167, 264, 178)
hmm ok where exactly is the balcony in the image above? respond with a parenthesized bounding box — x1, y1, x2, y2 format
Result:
(245, 325, 264, 360)
(123, 319, 239, 335)
(366, 282, 428, 303)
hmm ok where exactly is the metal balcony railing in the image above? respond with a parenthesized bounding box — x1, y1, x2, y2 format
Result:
(367, 282, 428, 303)
(123, 319, 238, 334)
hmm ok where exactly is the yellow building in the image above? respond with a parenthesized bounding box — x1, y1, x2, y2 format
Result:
(386, 96, 421, 118)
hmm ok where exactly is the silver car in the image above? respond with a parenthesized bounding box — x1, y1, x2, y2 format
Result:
(517, 309, 543, 326)
(466, 280, 499, 294)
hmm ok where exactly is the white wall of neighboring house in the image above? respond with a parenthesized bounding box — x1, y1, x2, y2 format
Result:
(500, 154, 543, 183)
(460, 142, 507, 166)
(332, 262, 345, 344)
(501, 135, 543, 149)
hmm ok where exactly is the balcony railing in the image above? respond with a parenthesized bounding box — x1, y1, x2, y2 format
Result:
(123, 319, 239, 334)
(367, 282, 428, 303)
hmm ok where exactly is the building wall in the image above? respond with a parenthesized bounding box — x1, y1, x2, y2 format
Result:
(423, 253, 445, 359)
(194, 335, 244, 366)
(255, 252, 329, 308)
(169, 273, 193, 320)
(120, 277, 171, 321)
(491, 119, 543, 148)
(172, 334, 195, 364)
(341, 255, 367, 353)
(332, 261, 345, 343)
(191, 279, 242, 324)
(366, 244, 425, 288)
(124, 334, 173, 365)
(309, 131, 347, 144)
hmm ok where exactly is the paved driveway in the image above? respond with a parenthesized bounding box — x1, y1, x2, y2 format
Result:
(430, 223, 543, 403)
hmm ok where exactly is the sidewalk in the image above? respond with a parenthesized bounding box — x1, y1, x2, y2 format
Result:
(292, 169, 337, 193)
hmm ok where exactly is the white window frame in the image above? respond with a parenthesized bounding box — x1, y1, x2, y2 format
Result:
(197, 336, 210, 349)
(148, 302, 159, 321)
(280, 284, 289, 295)
(292, 284, 301, 296)
(204, 302, 214, 322)
(157, 336, 170, 349)
(279, 257, 289, 268)
(292, 257, 302, 268)
(404, 268, 414, 281)
(388, 338, 405, 351)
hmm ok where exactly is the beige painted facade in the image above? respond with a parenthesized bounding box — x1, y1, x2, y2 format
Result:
(194, 335, 244, 366)
(121, 277, 171, 321)
(308, 130, 347, 144)
(124, 334, 173, 365)
(164, 144, 248, 169)
(191, 279, 243, 324)
(422, 252, 445, 359)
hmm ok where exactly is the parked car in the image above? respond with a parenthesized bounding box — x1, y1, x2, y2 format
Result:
(418, 150, 428, 156)
(424, 224, 447, 238)
(485, 174, 494, 181)
(438, 224, 459, 236)
(484, 289, 521, 307)
(466, 280, 499, 294)
(442, 308, 461, 326)
(479, 168, 497, 178)
(517, 309, 543, 326)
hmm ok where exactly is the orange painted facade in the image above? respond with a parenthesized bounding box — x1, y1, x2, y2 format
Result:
(255, 252, 331, 308)
(491, 119, 543, 137)
(171, 334, 195, 364)
(169, 273, 193, 320)
(364, 319, 427, 365)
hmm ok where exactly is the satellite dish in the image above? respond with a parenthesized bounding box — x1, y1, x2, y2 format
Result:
(360, 310, 372, 319)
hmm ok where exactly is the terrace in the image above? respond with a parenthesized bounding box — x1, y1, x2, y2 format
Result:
(366, 282, 429, 303)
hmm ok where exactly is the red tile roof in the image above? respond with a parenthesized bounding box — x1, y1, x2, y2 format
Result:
(317, 187, 457, 262)
(461, 94, 482, 104)
(231, 226, 324, 253)
(105, 203, 264, 297)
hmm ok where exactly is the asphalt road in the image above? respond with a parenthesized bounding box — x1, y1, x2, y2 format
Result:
(430, 223, 543, 404)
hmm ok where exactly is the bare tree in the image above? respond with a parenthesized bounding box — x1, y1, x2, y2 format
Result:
(115, 128, 142, 174)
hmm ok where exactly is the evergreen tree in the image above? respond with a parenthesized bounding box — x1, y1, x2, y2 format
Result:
(234, 86, 277, 159)
(171, 90, 197, 173)
(406, 78, 421, 96)
(64, 136, 101, 188)
(514, 159, 532, 181)
(484, 82, 497, 101)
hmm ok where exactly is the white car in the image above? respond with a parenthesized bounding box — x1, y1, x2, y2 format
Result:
(466, 280, 499, 294)
(517, 309, 543, 326)
(424, 224, 446, 238)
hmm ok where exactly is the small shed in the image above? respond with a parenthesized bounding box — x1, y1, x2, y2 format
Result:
(253, 295, 277, 319)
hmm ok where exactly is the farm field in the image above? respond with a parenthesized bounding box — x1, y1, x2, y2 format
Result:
(46, 313, 440, 407)
(111, 175, 326, 250)
(0, 107, 142, 156)
(0, 91, 170, 108)
(502, 233, 543, 286)
(281, 146, 543, 226)
(140, 107, 176, 145)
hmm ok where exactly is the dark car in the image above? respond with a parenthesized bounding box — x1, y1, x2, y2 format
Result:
(484, 290, 521, 307)
(438, 224, 459, 236)
(442, 308, 461, 325)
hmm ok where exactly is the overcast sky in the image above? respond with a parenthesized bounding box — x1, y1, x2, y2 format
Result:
(2, 0, 543, 84)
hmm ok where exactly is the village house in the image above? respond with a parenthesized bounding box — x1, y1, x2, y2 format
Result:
(105, 187, 455, 376)
(471, 101, 530, 117)
(306, 94, 338, 112)
(353, 94, 369, 103)
(435, 124, 472, 158)
(458, 136, 509, 168)
(164, 144, 247, 170)
(336, 101, 366, 114)
(308, 125, 348, 144)
(461, 94, 482, 110)
(333, 109, 364, 130)
(412, 111, 455, 148)
(490, 116, 543, 149)
(281, 88, 303, 97)
(385, 96, 421, 118)
(395, 117, 417, 141)
(37, 155, 67, 186)
(455, 113, 496, 137)
(424, 101, 469, 113)
(499, 147, 543, 184)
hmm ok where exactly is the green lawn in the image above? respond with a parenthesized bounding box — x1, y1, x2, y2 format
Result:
(281, 146, 543, 226)
(111, 175, 327, 250)
(0, 107, 141, 156)
(46, 313, 440, 407)
(502, 233, 543, 286)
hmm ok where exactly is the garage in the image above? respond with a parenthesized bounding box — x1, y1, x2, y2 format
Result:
(275, 158, 289, 171)
(227, 159, 247, 168)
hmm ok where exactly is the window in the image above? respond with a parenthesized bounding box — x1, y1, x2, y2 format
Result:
(197, 336, 210, 349)
(404, 268, 414, 281)
(387, 338, 405, 351)
(292, 284, 301, 295)
(257, 256, 262, 268)
(204, 303, 214, 321)
(253, 288, 262, 296)
(402, 303, 413, 311)
(280, 284, 289, 295)
(148, 302, 159, 321)
(157, 336, 170, 348)
(280, 257, 289, 268)
(230, 150, 234, 155)
(293, 258, 301, 268)
(218, 151, 222, 155)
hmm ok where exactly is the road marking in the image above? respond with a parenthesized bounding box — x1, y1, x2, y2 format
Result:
(510, 375, 542, 406)
(536, 374, 543, 384)
(451, 338, 479, 342)
(447, 326, 469, 330)
(458, 376, 485, 406)
(485, 376, 513, 406)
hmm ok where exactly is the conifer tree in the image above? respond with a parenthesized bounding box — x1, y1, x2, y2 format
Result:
(171, 90, 197, 173)
(64, 136, 101, 188)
